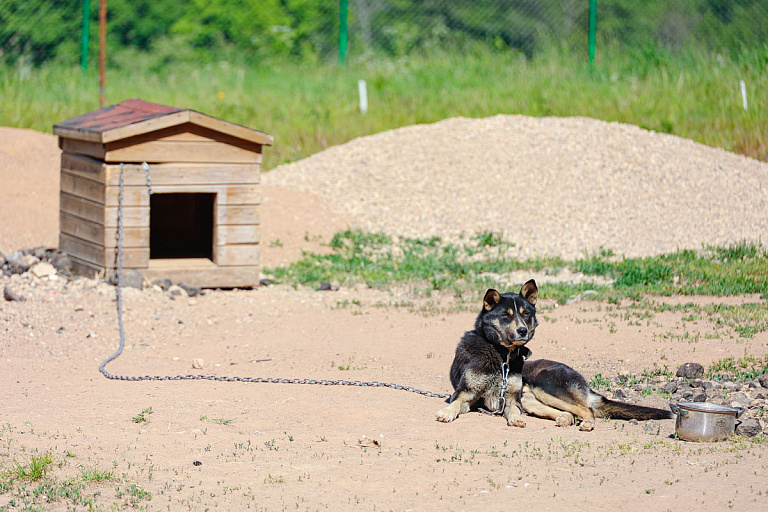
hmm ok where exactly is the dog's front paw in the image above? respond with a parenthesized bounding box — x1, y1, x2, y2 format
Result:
(436, 405, 459, 423)
(578, 419, 595, 432)
(555, 413, 574, 427)
(507, 417, 526, 428)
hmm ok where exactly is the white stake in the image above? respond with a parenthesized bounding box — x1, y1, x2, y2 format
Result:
(358, 79, 368, 114)
(740, 80, 748, 111)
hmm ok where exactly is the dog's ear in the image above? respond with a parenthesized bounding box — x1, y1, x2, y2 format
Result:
(483, 289, 501, 311)
(520, 279, 538, 305)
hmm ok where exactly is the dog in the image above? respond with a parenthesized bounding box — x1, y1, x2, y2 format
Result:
(521, 359, 674, 431)
(437, 279, 674, 430)
(436, 280, 539, 427)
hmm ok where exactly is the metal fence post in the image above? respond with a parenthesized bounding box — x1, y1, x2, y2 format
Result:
(81, 0, 91, 71)
(588, 0, 597, 64)
(339, 0, 349, 65)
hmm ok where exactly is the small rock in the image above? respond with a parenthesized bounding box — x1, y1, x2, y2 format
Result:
(757, 373, 768, 388)
(613, 388, 628, 399)
(663, 381, 678, 394)
(178, 282, 202, 297)
(676, 363, 704, 379)
(153, 279, 172, 291)
(644, 421, 661, 436)
(723, 382, 740, 392)
(736, 418, 762, 437)
(30, 262, 56, 278)
(192, 359, 204, 369)
(681, 389, 694, 400)
(692, 391, 707, 402)
(169, 285, 187, 297)
(3, 284, 25, 302)
(318, 282, 340, 291)
(628, 419, 639, 425)
(6, 251, 35, 275)
(48, 251, 71, 273)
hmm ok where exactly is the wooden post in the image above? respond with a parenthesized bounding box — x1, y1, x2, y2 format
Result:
(99, 0, 107, 106)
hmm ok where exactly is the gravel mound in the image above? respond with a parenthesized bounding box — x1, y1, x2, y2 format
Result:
(265, 115, 768, 260)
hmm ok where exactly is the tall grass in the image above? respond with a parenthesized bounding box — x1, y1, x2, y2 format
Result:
(1, 45, 766, 168)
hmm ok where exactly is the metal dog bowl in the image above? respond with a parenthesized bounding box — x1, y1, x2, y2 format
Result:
(669, 401, 745, 442)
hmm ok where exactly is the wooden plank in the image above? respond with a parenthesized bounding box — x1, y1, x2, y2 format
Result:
(61, 213, 148, 247)
(68, 257, 103, 278)
(103, 184, 259, 208)
(61, 138, 106, 160)
(215, 244, 260, 266)
(107, 123, 264, 150)
(61, 153, 106, 183)
(60, 193, 104, 225)
(103, 205, 149, 228)
(104, 140, 262, 164)
(100, 110, 190, 143)
(59, 233, 105, 267)
(103, 163, 260, 187)
(142, 262, 262, 288)
(216, 205, 260, 225)
(188, 111, 273, 146)
(215, 225, 260, 245)
(60, 172, 105, 205)
(104, 247, 149, 268)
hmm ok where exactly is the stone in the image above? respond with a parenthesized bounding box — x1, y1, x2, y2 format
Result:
(177, 282, 202, 297)
(30, 261, 56, 278)
(169, 285, 187, 297)
(758, 373, 768, 389)
(613, 388, 628, 399)
(152, 279, 172, 291)
(644, 421, 661, 436)
(692, 391, 707, 402)
(736, 418, 762, 437)
(6, 251, 36, 275)
(318, 282, 340, 291)
(676, 362, 704, 379)
(663, 381, 678, 394)
(48, 251, 71, 274)
(192, 359, 204, 369)
(3, 284, 25, 302)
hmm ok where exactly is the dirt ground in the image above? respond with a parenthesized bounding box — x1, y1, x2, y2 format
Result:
(1, 126, 768, 511)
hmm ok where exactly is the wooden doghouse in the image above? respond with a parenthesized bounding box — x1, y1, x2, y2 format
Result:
(53, 98, 272, 288)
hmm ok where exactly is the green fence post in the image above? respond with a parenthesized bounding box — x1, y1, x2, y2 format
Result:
(339, 0, 349, 65)
(81, 0, 91, 71)
(588, 0, 596, 64)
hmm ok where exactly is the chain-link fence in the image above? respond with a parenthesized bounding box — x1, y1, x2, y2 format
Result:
(1, 0, 767, 67)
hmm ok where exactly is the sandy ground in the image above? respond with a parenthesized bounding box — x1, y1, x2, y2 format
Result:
(1, 124, 768, 511)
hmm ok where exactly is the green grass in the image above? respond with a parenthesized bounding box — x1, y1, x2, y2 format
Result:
(131, 407, 153, 424)
(10, 453, 53, 481)
(708, 354, 768, 382)
(1, 45, 766, 169)
(269, 230, 767, 298)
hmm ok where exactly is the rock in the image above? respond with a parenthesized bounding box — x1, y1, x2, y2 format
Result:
(177, 282, 202, 297)
(692, 391, 707, 402)
(613, 388, 628, 399)
(152, 279, 172, 291)
(318, 282, 340, 291)
(644, 421, 661, 436)
(663, 381, 678, 394)
(48, 251, 71, 274)
(3, 284, 25, 302)
(6, 251, 36, 275)
(30, 261, 56, 278)
(736, 418, 762, 437)
(681, 389, 694, 400)
(676, 363, 704, 379)
(723, 382, 740, 392)
(169, 285, 187, 297)
(123, 270, 145, 289)
(758, 373, 768, 389)
(192, 359, 204, 369)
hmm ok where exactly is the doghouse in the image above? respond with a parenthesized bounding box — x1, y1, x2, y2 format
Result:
(53, 98, 272, 288)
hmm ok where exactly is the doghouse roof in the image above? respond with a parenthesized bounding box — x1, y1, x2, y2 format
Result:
(53, 98, 273, 146)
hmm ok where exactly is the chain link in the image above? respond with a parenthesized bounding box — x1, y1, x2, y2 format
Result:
(98, 162, 451, 401)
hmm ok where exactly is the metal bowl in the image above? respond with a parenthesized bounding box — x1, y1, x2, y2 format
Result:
(669, 401, 745, 442)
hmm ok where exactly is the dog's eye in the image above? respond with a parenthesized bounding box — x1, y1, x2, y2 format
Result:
(521, 310, 529, 317)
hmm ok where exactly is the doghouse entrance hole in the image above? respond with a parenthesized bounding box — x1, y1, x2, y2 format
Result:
(150, 193, 214, 260)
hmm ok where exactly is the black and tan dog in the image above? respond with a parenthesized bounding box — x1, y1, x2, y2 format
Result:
(437, 280, 674, 430)
(436, 280, 539, 427)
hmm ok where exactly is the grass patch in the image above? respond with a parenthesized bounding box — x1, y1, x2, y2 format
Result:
(10, 452, 53, 481)
(707, 354, 768, 382)
(131, 407, 153, 424)
(2, 45, 766, 169)
(269, 232, 767, 316)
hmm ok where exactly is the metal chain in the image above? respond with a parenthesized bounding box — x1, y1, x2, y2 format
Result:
(479, 360, 509, 415)
(98, 162, 451, 401)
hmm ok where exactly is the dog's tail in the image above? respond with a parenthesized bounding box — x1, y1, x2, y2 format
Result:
(593, 395, 674, 420)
